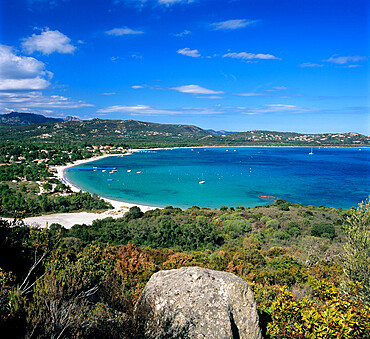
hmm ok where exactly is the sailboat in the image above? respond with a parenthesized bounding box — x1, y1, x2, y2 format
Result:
(199, 173, 205, 184)
(309, 147, 314, 155)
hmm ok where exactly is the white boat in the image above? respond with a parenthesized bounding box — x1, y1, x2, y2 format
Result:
(309, 147, 314, 155)
(127, 169, 131, 172)
(199, 180, 205, 184)
(102, 170, 106, 172)
(136, 171, 141, 174)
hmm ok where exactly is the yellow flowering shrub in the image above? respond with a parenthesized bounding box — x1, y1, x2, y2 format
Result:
(267, 279, 370, 338)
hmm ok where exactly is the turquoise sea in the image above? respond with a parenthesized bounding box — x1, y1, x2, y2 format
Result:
(65, 147, 370, 209)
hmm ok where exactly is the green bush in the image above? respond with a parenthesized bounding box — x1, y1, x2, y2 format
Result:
(342, 199, 370, 303)
(310, 222, 336, 240)
(302, 218, 310, 226)
(288, 221, 299, 229)
(266, 219, 279, 229)
(260, 216, 272, 224)
(288, 227, 301, 237)
(223, 219, 251, 238)
(274, 230, 290, 240)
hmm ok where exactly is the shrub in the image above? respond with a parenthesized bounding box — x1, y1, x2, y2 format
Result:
(310, 222, 336, 240)
(223, 219, 251, 238)
(288, 221, 299, 229)
(42, 182, 52, 191)
(302, 218, 310, 226)
(266, 219, 279, 229)
(274, 230, 290, 240)
(287, 221, 301, 237)
(243, 236, 262, 250)
(267, 280, 370, 338)
(260, 216, 271, 224)
(278, 203, 290, 211)
(342, 199, 370, 303)
(288, 227, 301, 237)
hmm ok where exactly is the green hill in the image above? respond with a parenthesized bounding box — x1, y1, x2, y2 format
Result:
(0, 118, 214, 147)
(0, 115, 368, 147)
(222, 130, 369, 146)
(0, 112, 63, 125)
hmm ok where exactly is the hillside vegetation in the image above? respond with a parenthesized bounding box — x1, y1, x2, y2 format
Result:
(0, 200, 369, 338)
(0, 114, 368, 147)
(0, 112, 369, 337)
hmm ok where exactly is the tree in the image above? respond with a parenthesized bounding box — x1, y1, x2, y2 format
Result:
(342, 199, 370, 303)
(310, 222, 336, 240)
(43, 183, 52, 192)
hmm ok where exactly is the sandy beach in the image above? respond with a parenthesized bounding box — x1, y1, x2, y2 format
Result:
(10, 152, 159, 229)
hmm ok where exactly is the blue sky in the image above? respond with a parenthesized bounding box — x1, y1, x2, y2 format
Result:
(0, 0, 369, 134)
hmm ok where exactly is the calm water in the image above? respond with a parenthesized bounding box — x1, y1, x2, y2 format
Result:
(66, 147, 370, 209)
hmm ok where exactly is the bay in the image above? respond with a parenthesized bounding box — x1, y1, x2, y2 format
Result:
(65, 147, 370, 209)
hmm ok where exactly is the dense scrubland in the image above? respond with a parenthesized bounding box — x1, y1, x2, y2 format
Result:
(1, 115, 369, 147)
(0, 121, 369, 338)
(1, 199, 369, 338)
(0, 142, 113, 218)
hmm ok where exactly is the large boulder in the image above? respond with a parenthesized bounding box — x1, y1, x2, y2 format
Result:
(134, 266, 262, 339)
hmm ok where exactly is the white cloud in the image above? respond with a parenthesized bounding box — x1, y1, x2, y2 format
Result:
(2, 107, 54, 115)
(344, 65, 362, 68)
(97, 104, 221, 116)
(243, 104, 314, 115)
(174, 30, 191, 37)
(22, 28, 76, 55)
(98, 105, 151, 113)
(101, 92, 117, 95)
(177, 48, 201, 58)
(0, 45, 52, 91)
(235, 93, 265, 97)
(158, 0, 195, 6)
(0, 78, 50, 91)
(264, 86, 288, 92)
(222, 52, 281, 61)
(132, 85, 144, 89)
(118, 0, 195, 7)
(106, 27, 144, 36)
(272, 86, 288, 90)
(0, 91, 93, 108)
(196, 96, 223, 99)
(130, 54, 143, 59)
(211, 19, 257, 30)
(325, 55, 366, 65)
(299, 62, 324, 68)
(171, 84, 224, 95)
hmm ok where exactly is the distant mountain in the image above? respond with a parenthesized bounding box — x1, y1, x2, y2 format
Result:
(0, 112, 80, 125)
(207, 129, 235, 136)
(0, 113, 368, 147)
(63, 115, 81, 122)
(0, 118, 214, 146)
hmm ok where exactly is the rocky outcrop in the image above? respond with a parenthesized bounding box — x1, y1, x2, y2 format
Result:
(134, 266, 262, 339)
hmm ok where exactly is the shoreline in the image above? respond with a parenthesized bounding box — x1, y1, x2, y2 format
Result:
(13, 152, 159, 229)
(14, 145, 366, 229)
(54, 151, 160, 213)
(55, 144, 367, 211)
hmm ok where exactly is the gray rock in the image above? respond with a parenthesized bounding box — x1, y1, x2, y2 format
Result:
(134, 266, 262, 339)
